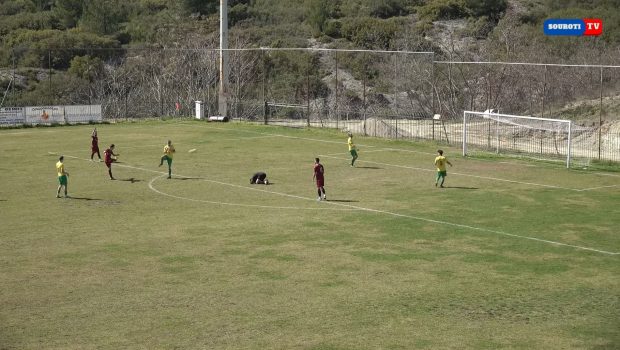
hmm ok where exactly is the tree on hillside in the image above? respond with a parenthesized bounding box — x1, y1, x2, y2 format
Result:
(53, 0, 83, 29)
(182, 0, 218, 16)
(80, 0, 130, 35)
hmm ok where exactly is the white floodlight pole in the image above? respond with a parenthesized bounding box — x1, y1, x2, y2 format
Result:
(218, 0, 229, 117)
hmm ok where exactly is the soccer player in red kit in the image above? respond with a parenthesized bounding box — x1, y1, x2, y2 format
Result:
(313, 157, 326, 201)
(104, 144, 119, 180)
(91, 128, 101, 161)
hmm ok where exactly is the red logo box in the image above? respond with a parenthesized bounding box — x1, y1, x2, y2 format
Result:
(583, 18, 603, 36)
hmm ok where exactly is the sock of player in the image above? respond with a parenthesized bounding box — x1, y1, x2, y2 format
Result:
(109, 169, 113, 179)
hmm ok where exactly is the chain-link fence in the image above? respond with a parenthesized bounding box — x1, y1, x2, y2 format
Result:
(1, 47, 618, 162)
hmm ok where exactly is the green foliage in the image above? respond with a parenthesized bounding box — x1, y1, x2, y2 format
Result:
(417, 0, 468, 21)
(464, 0, 506, 20)
(229, 3, 250, 26)
(369, 0, 410, 18)
(68, 55, 104, 82)
(80, 0, 131, 35)
(546, 6, 620, 44)
(340, 17, 401, 49)
(324, 19, 342, 38)
(4, 29, 120, 68)
(0, 0, 37, 16)
(416, 0, 506, 21)
(264, 51, 329, 101)
(181, 0, 218, 16)
(306, 0, 333, 35)
(53, 0, 83, 29)
(0, 11, 60, 35)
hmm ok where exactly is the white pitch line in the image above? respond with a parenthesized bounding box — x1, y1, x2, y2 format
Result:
(322, 149, 388, 156)
(148, 174, 358, 211)
(314, 199, 620, 256)
(318, 155, 582, 191)
(53, 152, 619, 256)
(578, 184, 620, 191)
(53, 152, 358, 211)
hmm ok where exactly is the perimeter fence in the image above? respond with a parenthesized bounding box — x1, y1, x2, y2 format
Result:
(1, 47, 619, 162)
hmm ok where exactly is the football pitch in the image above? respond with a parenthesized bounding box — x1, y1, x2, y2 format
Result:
(1, 120, 619, 349)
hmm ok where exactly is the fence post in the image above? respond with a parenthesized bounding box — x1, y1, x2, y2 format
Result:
(335, 50, 339, 130)
(362, 53, 367, 136)
(598, 66, 603, 160)
(262, 49, 267, 125)
(48, 50, 52, 105)
(306, 54, 310, 127)
(541, 65, 547, 118)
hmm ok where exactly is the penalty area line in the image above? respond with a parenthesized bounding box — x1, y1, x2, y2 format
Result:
(319, 199, 620, 256)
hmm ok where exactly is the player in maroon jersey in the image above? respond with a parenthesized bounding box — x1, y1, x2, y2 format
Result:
(90, 128, 101, 161)
(103, 144, 119, 180)
(313, 158, 326, 201)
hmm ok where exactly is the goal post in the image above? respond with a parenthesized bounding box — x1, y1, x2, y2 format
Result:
(463, 110, 573, 168)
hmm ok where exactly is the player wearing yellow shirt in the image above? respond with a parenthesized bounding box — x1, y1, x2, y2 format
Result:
(434, 149, 452, 188)
(347, 132, 358, 167)
(56, 156, 70, 198)
(159, 140, 175, 179)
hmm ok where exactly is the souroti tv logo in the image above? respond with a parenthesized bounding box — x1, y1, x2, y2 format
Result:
(544, 18, 603, 36)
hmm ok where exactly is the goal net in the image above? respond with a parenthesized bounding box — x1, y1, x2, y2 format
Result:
(462, 110, 574, 168)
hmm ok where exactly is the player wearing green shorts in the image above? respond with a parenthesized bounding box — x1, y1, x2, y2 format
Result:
(434, 149, 452, 188)
(347, 132, 358, 167)
(159, 140, 175, 179)
(56, 156, 70, 198)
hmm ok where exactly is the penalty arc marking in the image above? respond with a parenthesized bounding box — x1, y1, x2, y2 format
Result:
(51, 152, 620, 256)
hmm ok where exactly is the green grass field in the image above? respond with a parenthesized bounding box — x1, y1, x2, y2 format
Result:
(1, 120, 619, 349)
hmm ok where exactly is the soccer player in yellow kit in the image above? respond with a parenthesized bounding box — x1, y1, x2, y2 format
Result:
(56, 156, 70, 198)
(347, 132, 358, 167)
(159, 140, 175, 179)
(434, 149, 452, 188)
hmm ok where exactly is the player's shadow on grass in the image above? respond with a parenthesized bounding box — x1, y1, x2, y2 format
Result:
(443, 186, 478, 190)
(355, 166, 382, 169)
(325, 199, 358, 203)
(68, 197, 101, 201)
(119, 178, 141, 183)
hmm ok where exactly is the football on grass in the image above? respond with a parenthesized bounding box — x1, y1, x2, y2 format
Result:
(188, 148, 196, 153)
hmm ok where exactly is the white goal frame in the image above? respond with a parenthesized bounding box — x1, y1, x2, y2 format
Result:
(463, 111, 573, 168)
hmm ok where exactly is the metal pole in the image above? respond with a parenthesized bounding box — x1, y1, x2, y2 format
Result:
(431, 52, 435, 116)
(541, 65, 547, 118)
(362, 53, 367, 136)
(12, 51, 16, 104)
(306, 56, 310, 127)
(262, 50, 267, 125)
(335, 50, 339, 130)
(598, 66, 603, 160)
(48, 50, 52, 105)
(431, 53, 436, 141)
(567, 120, 572, 168)
(218, 0, 229, 117)
(462, 111, 467, 157)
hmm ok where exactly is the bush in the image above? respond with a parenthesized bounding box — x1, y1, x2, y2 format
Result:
(3, 29, 120, 68)
(340, 17, 401, 49)
(370, 0, 410, 18)
(417, 0, 469, 21)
